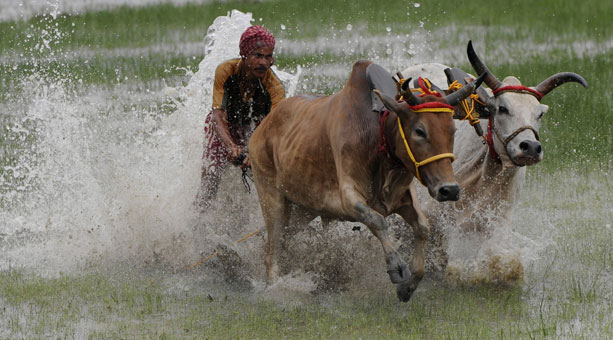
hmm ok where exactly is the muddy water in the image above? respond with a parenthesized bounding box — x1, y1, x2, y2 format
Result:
(0, 10, 388, 297)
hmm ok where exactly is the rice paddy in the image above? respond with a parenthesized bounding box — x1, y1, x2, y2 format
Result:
(0, 0, 611, 338)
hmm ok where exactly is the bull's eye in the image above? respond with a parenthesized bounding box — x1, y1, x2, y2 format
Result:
(498, 106, 509, 114)
(537, 111, 545, 120)
(415, 128, 427, 139)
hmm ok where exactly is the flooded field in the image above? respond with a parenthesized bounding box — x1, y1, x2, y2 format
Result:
(0, 1, 611, 338)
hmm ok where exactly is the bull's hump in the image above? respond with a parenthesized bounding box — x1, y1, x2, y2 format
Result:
(366, 63, 397, 112)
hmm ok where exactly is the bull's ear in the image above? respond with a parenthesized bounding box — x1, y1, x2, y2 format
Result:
(475, 86, 495, 118)
(374, 89, 406, 115)
(538, 104, 549, 120)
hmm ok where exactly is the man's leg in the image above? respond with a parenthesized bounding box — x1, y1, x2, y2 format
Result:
(195, 113, 230, 213)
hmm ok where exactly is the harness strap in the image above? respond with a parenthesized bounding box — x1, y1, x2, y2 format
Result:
(409, 102, 455, 111)
(486, 115, 501, 163)
(378, 109, 393, 158)
(486, 115, 540, 165)
(493, 85, 543, 101)
(397, 117, 455, 185)
(378, 107, 457, 184)
(495, 125, 540, 147)
(447, 80, 484, 128)
(416, 77, 443, 97)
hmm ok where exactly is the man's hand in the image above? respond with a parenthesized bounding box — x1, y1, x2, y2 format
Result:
(240, 153, 251, 169)
(228, 146, 250, 168)
(228, 145, 244, 165)
(229, 145, 242, 163)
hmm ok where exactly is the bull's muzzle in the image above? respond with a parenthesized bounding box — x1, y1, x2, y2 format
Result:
(518, 140, 543, 163)
(436, 183, 460, 201)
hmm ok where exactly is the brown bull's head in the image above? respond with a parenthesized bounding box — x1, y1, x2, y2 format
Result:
(374, 76, 485, 201)
(466, 40, 588, 167)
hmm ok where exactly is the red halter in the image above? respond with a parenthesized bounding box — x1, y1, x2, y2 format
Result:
(492, 85, 543, 101)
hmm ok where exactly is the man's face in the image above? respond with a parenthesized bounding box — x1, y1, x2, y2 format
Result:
(243, 47, 274, 79)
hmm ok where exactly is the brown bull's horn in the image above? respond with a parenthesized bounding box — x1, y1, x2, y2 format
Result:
(401, 77, 423, 106)
(535, 72, 588, 97)
(467, 40, 503, 90)
(444, 72, 487, 106)
(392, 72, 405, 99)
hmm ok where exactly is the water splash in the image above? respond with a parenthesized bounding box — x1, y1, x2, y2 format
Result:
(0, 10, 304, 278)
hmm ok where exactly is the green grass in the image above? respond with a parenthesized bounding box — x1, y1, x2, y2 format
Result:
(0, 53, 200, 96)
(0, 264, 609, 339)
(0, 0, 610, 53)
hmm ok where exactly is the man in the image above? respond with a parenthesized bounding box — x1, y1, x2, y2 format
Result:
(196, 25, 285, 211)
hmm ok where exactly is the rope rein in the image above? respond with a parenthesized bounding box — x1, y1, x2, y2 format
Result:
(396, 116, 455, 185)
(387, 78, 458, 185)
(241, 168, 254, 193)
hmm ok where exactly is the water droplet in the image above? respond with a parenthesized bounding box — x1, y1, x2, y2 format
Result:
(414, 3, 421, 8)
(346, 24, 353, 31)
(386, 27, 392, 33)
(386, 48, 392, 55)
(280, 24, 286, 30)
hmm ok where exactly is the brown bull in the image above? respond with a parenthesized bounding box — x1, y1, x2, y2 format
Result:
(249, 60, 485, 301)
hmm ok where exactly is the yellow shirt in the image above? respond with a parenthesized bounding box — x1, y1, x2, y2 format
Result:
(212, 58, 285, 125)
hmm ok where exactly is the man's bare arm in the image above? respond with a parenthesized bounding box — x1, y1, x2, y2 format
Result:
(211, 108, 241, 162)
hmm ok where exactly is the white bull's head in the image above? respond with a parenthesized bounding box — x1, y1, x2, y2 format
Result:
(467, 41, 588, 167)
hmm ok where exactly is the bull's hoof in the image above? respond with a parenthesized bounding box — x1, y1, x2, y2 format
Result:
(386, 262, 411, 284)
(396, 281, 417, 302)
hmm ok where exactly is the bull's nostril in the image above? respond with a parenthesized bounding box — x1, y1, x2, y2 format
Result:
(536, 144, 542, 154)
(520, 141, 529, 152)
(439, 187, 449, 198)
(438, 185, 460, 201)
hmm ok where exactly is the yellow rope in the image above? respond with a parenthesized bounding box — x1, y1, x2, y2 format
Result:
(411, 107, 456, 114)
(189, 228, 262, 270)
(397, 117, 455, 185)
(448, 80, 483, 126)
(235, 229, 262, 244)
(396, 78, 407, 100)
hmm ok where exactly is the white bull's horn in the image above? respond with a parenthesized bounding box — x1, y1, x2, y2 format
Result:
(444, 72, 487, 107)
(467, 40, 503, 90)
(535, 72, 588, 97)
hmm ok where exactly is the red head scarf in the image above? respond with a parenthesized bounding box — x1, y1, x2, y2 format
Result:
(239, 25, 275, 57)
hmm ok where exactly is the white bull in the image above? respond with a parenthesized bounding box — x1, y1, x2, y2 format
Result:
(401, 41, 588, 283)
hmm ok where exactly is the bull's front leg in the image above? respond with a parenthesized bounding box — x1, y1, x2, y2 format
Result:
(341, 186, 411, 290)
(394, 185, 430, 301)
(254, 183, 290, 285)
